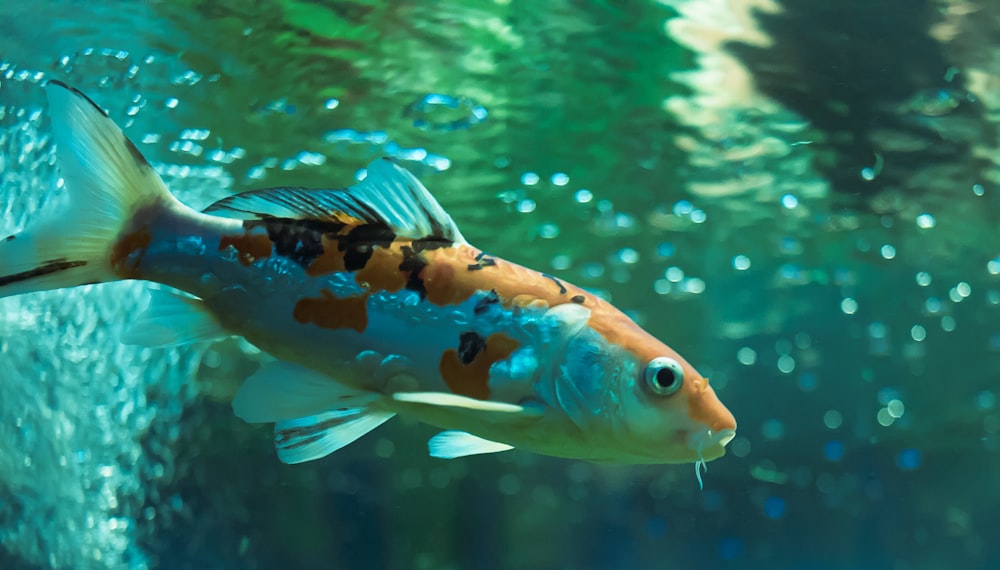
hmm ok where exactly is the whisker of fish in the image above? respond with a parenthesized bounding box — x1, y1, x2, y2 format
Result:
(695, 437, 708, 490)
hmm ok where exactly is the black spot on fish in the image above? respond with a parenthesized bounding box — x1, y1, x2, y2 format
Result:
(398, 245, 428, 298)
(410, 235, 452, 253)
(252, 219, 328, 269)
(468, 252, 497, 270)
(340, 223, 396, 271)
(571, 295, 586, 304)
(4, 235, 15, 242)
(457, 331, 486, 365)
(0, 258, 87, 287)
(474, 289, 501, 315)
(542, 273, 567, 295)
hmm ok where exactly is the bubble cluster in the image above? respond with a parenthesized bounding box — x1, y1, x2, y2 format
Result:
(403, 93, 488, 132)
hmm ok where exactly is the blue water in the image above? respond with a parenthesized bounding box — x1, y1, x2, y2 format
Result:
(1, 1, 999, 569)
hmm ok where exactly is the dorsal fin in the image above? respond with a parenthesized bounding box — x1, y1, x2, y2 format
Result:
(204, 158, 466, 243)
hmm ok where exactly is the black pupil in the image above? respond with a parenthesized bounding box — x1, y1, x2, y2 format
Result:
(654, 367, 676, 388)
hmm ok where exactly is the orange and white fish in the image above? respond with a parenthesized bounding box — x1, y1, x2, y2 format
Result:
(0, 81, 736, 479)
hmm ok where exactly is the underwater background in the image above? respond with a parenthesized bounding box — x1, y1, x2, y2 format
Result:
(1, 0, 999, 569)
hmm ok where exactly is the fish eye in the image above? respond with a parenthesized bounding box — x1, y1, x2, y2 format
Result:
(644, 357, 684, 396)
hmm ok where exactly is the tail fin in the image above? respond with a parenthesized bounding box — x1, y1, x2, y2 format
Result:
(0, 80, 178, 298)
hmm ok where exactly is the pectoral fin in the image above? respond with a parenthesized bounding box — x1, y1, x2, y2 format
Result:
(428, 430, 513, 459)
(275, 408, 395, 464)
(232, 360, 395, 464)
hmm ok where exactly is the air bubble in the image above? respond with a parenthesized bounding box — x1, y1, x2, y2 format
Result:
(683, 278, 706, 294)
(915, 214, 936, 228)
(841, 298, 858, 315)
(886, 399, 905, 418)
(988, 258, 1000, 275)
(538, 223, 560, 239)
(941, 316, 956, 331)
(868, 322, 887, 339)
(617, 248, 639, 264)
(823, 410, 842, 429)
(737, 347, 757, 365)
(876, 408, 895, 427)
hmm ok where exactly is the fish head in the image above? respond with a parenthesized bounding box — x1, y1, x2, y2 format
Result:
(613, 340, 737, 464)
(552, 323, 736, 464)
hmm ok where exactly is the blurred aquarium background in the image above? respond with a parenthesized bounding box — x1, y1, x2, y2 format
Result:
(1, 0, 999, 569)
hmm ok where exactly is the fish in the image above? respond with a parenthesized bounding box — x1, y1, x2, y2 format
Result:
(0, 81, 736, 479)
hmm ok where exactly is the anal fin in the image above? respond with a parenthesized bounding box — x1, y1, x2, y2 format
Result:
(121, 288, 228, 347)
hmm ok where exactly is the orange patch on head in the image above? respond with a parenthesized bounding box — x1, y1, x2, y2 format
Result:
(439, 333, 520, 400)
(686, 376, 738, 434)
(219, 232, 272, 266)
(293, 289, 369, 333)
(111, 227, 152, 277)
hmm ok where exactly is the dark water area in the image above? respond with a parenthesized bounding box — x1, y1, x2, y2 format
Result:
(1, 1, 999, 569)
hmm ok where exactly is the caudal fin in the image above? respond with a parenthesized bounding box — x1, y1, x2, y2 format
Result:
(0, 80, 178, 298)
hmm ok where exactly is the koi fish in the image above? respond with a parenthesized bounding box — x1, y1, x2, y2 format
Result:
(0, 81, 736, 478)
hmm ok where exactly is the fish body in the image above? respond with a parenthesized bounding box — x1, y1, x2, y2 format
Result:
(0, 81, 736, 471)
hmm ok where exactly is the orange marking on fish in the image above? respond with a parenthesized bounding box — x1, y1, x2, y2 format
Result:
(439, 332, 520, 400)
(293, 289, 369, 333)
(110, 227, 152, 277)
(354, 245, 407, 292)
(219, 232, 273, 266)
(423, 259, 471, 306)
(306, 235, 348, 276)
(413, 244, 660, 359)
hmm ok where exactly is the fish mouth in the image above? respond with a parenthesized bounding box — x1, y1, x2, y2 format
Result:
(687, 427, 737, 461)
(686, 428, 736, 488)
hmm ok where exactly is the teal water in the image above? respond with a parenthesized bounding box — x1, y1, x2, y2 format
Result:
(1, 1, 999, 569)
